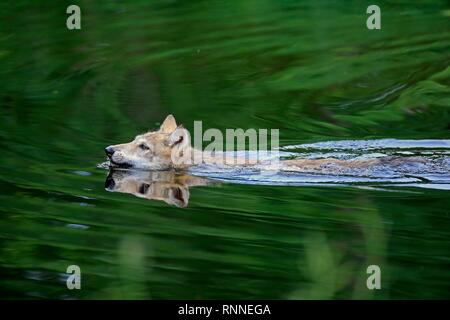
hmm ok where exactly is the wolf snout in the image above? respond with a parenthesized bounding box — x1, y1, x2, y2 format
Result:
(105, 146, 115, 157)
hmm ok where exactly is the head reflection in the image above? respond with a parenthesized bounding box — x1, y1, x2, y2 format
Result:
(105, 169, 212, 208)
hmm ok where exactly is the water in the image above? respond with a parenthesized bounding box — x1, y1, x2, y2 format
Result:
(182, 139, 450, 185)
(0, 0, 450, 299)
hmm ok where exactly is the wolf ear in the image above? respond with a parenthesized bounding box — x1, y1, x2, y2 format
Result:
(159, 114, 177, 133)
(168, 126, 190, 148)
(167, 186, 189, 208)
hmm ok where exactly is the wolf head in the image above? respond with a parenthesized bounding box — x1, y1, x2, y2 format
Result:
(104, 115, 192, 170)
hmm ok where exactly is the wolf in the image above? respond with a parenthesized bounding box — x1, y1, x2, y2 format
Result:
(104, 115, 430, 174)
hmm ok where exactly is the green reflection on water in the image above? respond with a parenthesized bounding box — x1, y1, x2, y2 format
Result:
(0, 0, 449, 299)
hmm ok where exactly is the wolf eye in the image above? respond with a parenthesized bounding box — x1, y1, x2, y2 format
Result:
(139, 143, 150, 151)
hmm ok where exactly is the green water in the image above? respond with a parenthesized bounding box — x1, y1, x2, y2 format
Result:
(1, 0, 450, 299)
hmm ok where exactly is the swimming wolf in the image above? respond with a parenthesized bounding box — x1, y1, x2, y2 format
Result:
(104, 115, 431, 174)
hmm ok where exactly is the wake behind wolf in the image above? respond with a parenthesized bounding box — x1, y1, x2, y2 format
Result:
(189, 139, 450, 188)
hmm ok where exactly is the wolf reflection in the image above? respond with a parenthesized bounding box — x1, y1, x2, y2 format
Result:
(105, 170, 212, 207)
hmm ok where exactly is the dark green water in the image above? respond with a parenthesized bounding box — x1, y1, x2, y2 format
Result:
(1, 1, 450, 299)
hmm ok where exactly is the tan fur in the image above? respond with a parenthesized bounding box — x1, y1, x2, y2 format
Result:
(283, 158, 380, 170)
(106, 115, 191, 170)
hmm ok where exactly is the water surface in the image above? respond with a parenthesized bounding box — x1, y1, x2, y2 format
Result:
(0, 0, 449, 299)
